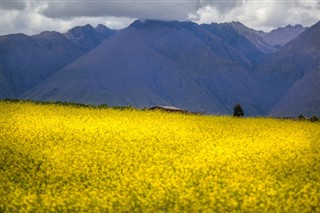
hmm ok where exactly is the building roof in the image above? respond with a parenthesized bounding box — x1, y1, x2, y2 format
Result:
(149, 105, 187, 112)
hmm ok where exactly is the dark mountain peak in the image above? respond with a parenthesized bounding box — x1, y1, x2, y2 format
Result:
(31, 31, 72, 46)
(220, 22, 276, 54)
(293, 24, 304, 28)
(129, 19, 197, 31)
(0, 33, 29, 40)
(225, 21, 254, 33)
(261, 23, 306, 47)
(95, 24, 109, 31)
(202, 21, 270, 63)
(227, 22, 256, 33)
(32, 31, 63, 39)
(229, 21, 245, 27)
(206, 21, 246, 32)
(130, 19, 172, 28)
(84, 23, 93, 28)
(66, 24, 95, 36)
(231, 21, 242, 24)
(95, 24, 115, 38)
(36, 30, 59, 35)
(64, 24, 106, 51)
(271, 23, 305, 32)
(208, 21, 246, 29)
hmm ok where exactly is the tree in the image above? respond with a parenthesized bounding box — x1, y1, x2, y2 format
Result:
(233, 104, 244, 117)
(298, 114, 306, 121)
(310, 115, 319, 122)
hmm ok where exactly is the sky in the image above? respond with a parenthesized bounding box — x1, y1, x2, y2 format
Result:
(1, 0, 320, 35)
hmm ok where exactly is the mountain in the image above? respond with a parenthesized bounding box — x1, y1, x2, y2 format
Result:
(201, 22, 268, 66)
(22, 20, 267, 115)
(2, 20, 317, 116)
(257, 21, 320, 113)
(210, 22, 306, 54)
(0, 24, 116, 99)
(64, 24, 115, 51)
(95, 24, 116, 38)
(270, 66, 320, 117)
(0, 32, 84, 98)
(226, 21, 276, 54)
(261, 24, 307, 48)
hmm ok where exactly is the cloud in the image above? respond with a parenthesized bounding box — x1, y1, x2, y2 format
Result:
(39, 0, 243, 21)
(1, 0, 319, 35)
(1, 1, 27, 11)
(41, 1, 199, 21)
(199, 0, 243, 13)
(193, 0, 320, 31)
(0, 1, 135, 35)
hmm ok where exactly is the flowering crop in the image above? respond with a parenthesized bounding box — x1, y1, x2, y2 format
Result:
(0, 101, 319, 212)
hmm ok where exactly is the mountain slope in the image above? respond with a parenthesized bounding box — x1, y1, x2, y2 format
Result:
(261, 24, 306, 48)
(2, 20, 316, 116)
(0, 32, 84, 98)
(270, 66, 320, 117)
(226, 21, 276, 54)
(64, 24, 115, 51)
(23, 20, 266, 115)
(256, 21, 320, 112)
(201, 22, 267, 66)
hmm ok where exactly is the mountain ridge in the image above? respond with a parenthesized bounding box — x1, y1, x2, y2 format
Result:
(1, 20, 318, 116)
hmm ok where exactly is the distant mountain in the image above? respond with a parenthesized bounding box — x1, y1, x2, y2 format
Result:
(0, 32, 84, 98)
(2, 20, 318, 116)
(226, 21, 276, 54)
(257, 21, 320, 113)
(201, 22, 268, 66)
(22, 20, 267, 115)
(261, 24, 307, 48)
(64, 24, 115, 51)
(270, 66, 320, 117)
(0, 24, 116, 99)
(95, 24, 116, 38)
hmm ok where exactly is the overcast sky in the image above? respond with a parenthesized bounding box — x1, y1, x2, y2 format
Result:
(1, 0, 320, 35)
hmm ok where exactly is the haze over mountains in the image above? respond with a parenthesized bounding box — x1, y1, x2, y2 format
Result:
(1, 20, 319, 116)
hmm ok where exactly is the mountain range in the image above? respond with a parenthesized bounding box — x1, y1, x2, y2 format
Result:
(1, 20, 319, 117)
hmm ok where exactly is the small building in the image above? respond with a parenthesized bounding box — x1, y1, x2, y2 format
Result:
(149, 105, 189, 113)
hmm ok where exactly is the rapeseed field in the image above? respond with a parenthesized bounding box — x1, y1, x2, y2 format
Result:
(0, 101, 319, 212)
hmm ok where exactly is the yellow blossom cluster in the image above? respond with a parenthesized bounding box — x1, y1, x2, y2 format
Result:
(0, 101, 319, 212)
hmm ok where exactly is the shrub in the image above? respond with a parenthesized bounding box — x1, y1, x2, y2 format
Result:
(298, 114, 306, 121)
(310, 115, 319, 122)
(98, 104, 109, 109)
(113, 106, 135, 111)
(233, 104, 244, 117)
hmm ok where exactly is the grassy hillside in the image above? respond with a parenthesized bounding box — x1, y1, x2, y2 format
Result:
(0, 101, 319, 212)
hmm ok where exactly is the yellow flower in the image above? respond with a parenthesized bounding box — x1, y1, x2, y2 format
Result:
(0, 100, 319, 212)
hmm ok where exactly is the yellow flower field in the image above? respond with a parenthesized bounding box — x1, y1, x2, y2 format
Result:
(0, 101, 319, 212)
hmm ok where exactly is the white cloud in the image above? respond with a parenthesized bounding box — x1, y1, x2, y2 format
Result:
(193, 0, 320, 32)
(1, 0, 319, 35)
(0, 1, 134, 35)
(41, 1, 199, 20)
